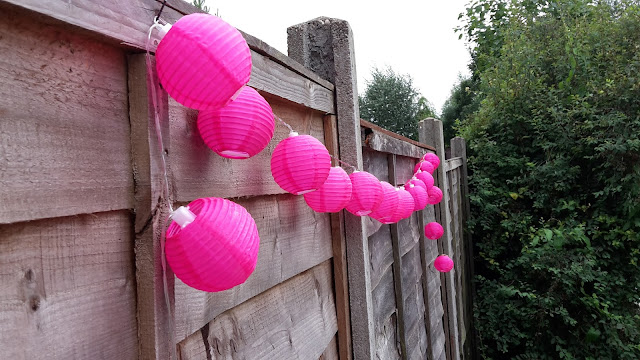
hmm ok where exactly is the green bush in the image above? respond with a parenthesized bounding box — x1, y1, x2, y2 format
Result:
(458, 1, 640, 358)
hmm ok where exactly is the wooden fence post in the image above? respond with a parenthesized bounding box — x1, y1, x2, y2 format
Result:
(451, 137, 476, 360)
(288, 18, 373, 359)
(128, 54, 175, 360)
(419, 118, 461, 360)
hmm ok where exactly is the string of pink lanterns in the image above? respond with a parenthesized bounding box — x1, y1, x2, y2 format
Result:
(152, 12, 454, 294)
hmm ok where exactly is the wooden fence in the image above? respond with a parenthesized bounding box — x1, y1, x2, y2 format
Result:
(0, 2, 473, 359)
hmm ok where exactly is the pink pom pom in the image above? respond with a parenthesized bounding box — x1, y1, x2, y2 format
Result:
(156, 14, 251, 110)
(197, 86, 274, 159)
(414, 160, 435, 174)
(423, 152, 440, 169)
(270, 133, 331, 195)
(165, 198, 260, 292)
(345, 171, 384, 216)
(434, 255, 454, 273)
(427, 185, 443, 204)
(369, 182, 400, 224)
(406, 183, 428, 211)
(415, 170, 435, 189)
(304, 167, 353, 213)
(424, 222, 444, 240)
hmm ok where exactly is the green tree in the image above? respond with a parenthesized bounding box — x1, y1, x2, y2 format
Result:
(459, 1, 640, 359)
(359, 67, 434, 140)
(440, 74, 480, 144)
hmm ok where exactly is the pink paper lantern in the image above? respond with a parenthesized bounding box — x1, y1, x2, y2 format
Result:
(345, 171, 384, 216)
(369, 181, 400, 224)
(416, 170, 435, 189)
(414, 160, 435, 174)
(434, 255, 454, 273)
(386, 188, 415, 223)
(406, 183, 428, 211)
(165, 198, 260, 292)
(304, 166, 352, 212)
(423, 152, 440, 169)
(156, 13, 251, 110)
(427, 185, 443, 204)
(406, 177, 427, 191)
(424, 222, 444, 240)
(197, 86, 274, 159)
(270, 132, 331, 195)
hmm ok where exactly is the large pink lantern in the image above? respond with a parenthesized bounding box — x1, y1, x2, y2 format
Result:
(427, 185, 443, 204)
(369, 182, 400, 224)
(197, 86, 274, 159)
(423, 153, 440, 169)
(156, 14, 252, 110)
(416, 170, 435, 189)
(345, 171, 384, 216)
(434, 255, 454, 273)
(304, 166, 352, 213)
(414, 160, 435, 174)
(405, 183, 428, 211)
(271, 132, 331, 195)
(165, 197, 260, 292)
(424, 222, 444, 240)
(386, 188, 415, 223)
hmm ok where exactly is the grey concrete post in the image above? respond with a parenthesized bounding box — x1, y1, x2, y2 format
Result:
(288, 18, 375, 360)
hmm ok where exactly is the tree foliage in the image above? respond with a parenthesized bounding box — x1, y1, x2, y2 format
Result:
(359, 67, 435, 140)
(440, 75, 480, 145)
(458, 1, 640, 359)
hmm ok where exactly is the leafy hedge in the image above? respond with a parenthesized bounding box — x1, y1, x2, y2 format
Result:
(457, 1, 640, 358)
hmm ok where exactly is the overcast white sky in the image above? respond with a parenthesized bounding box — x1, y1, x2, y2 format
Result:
(203, 0, 471, 114)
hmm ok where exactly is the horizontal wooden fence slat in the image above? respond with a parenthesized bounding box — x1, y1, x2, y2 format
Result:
(0, 211, 137, 359)
(169, 94, 326, 202)
(173, 194, 333, 340)
(177, 260, 338, 360)
(445, 157, 463, 172)
(0, 7, 133, 223)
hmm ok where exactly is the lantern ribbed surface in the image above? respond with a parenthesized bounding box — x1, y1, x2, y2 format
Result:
(197, 86, 274, 159)
(156, 14, 251, 110)
(165, 197, 260, 292)
(427, 185, 443, 205)
(423, 153, 440, 169)
(304, 166, 352, 213)
(270, 133, 331, 195)
(369, 182, 399, 224)
(416, 171, 435, 189)
(395, 188, 416, 220)
(434, 255, 454, 273)
(414, 160, 435, 174)
(406, 184, 428, 211)
(424, 222, 444, 240)
(345, 171, 384, 216)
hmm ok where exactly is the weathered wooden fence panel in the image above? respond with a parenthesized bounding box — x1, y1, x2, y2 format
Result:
(1, 3, 473, 360)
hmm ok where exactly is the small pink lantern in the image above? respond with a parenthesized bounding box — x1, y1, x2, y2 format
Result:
(406, 183, 428, 211)
(427, 185, 443, 204)
(434, 255, 454, 273)
(414, 160, 435, 174)
(416, 170, 435, 189)
(304, 166, 352, 213)
(197, 86, 274, 159)
(406, 177, 427, 191)
(345, 171, 384, 216)
(424, 222, 444, 240)
(156, 13, 252, 110)
(271, 132, 331, 195)
(369, 181, 400, 224)
(387, 188, 415, 223)
(423, 153, 440, 169)
(165, 197, 260, 292)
